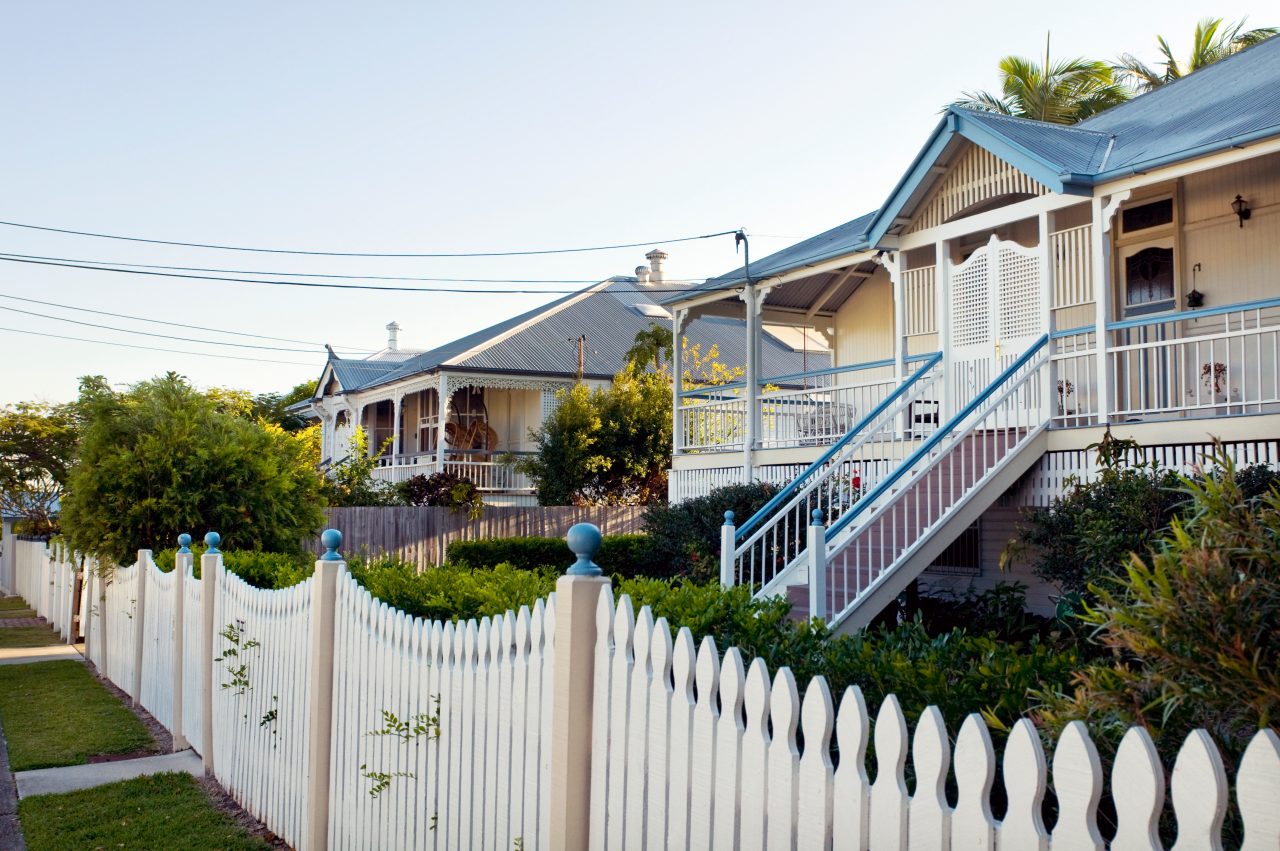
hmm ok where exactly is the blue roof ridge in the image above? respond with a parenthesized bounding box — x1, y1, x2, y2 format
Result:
(954, 106, 1112, 140)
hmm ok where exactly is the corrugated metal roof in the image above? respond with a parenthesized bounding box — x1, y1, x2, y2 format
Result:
(679, 36, 1280, 301)
(321, 278, 829, 393)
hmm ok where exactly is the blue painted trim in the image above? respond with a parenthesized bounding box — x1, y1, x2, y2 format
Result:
(825, 334, 1049, 540)
(1051, 324, 1096, 339)
(1106, 296, 1280, 332)
(1090, 123, 1280, 183)
(732, 352, 943, 542)
(761, 357, 896, 385)
(679, 383, 745, 399)
(905, 352, 939, 363)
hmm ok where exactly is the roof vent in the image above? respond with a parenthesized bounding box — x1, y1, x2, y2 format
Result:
(635, 265, 651, 285)
(386, 321, 401, 352)
(645, 249, 668, 285)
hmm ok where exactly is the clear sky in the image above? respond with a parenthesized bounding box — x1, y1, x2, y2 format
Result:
(1, 1, 1269, 405)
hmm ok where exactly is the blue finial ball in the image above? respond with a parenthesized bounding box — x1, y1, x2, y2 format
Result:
(177, 533, 192, 554)
(565, 523, 603, 577)
(320, 528, 343, 561)
(811, 507, 825, 524)
(203, 531, 221, 553)
(724, 510, 735, 525)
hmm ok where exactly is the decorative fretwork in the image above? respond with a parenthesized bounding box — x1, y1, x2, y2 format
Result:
(902, 266, 937, 336)
(907, 143, 1049, 234)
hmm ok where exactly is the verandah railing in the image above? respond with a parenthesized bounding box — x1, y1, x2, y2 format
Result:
(371, 450, 536, 493)
(9, 530, 1280, 849)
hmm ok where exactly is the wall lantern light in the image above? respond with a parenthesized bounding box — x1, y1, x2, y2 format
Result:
(1231, 194, 1251, 227)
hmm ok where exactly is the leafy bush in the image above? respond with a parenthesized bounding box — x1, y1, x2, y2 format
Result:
(1035, 455, 1280, 770)
(916, 582, 1052, 642)
(348, 559, 557, 622)
(153, 545, 313, 590)
(395, 471, 483, 518)
(326, 428, 398, 507)
(447, 534, 652, 579)
(640, 481, 781, 581)
(61, 374, 327, 564)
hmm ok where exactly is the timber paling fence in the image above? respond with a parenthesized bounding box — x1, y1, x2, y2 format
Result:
(319, 505, 646, 569)
(8, 533, 1280, 850)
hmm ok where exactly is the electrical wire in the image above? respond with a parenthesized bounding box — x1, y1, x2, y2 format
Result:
(0, 251, 710, 285)
(0, 325, 316, 366)
(0, 219, 740, 258)
(0, 303, 344, 353)
(0, 291, 371, 351)
(0, 254, 737, 295)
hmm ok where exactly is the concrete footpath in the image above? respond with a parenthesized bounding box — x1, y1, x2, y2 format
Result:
(15, 750, 203, 798)
(0, 645, 82, 666)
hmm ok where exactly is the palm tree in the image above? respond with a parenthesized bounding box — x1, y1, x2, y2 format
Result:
(1115, 17, 1278, 93)
(954, 36, 1131, 125)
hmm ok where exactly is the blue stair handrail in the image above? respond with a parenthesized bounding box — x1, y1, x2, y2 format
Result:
(733, 351, 943, 542)
(825, 334, 1049, 540)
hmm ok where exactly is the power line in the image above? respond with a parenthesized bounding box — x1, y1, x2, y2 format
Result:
(0, 291, 372, 351)
(0, 303, 345, 353)
(0, 325, 317, 366)
(0, 254, 739, 296)
(0, 251, 710, 285)
(0, 219, 739, 258)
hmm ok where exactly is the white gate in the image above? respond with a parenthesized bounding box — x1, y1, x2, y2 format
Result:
(949, 234, 1046, 412)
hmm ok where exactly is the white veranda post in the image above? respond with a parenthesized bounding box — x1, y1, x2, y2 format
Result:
(434, 373, 450, 471)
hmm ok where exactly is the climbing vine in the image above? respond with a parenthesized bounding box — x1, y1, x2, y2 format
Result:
(358, 702, 442, 799)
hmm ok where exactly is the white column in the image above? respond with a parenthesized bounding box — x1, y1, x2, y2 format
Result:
(391, 394, 403, 459)
(306, 529, 345, 851)
(200, 536, 221, 776)
(934, 242, 952, 422)
(434, 373, 450, 472)
(131, 549, 149, 707)
(807, 510, 828, 622)
(549, 524, 611, 851)
(741, 287, 761, 481)
(720, 510, 736, 587)
(1039, 210, 1057, 424)
(172, 541, 191, 752)
(1092, 197, 1112, 424)
(672, 309, 686, 456)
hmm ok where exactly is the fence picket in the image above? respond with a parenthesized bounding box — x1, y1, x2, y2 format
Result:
(949, 715, 995, 851)
(1111, 726, 1164, 851)
(1050, 721, 1105, 851)
(691, 636, 722, 850)
(767, 667, 801, 851)
(908, 705, 951, 850)
(605, 595, 635, 850)
(739, 658, 772, 851)
(869, 695, 909, 851)
(645, 618, 674, 851)
(998, 719, 1049, 850)
(796, 676, 834, 851)
(712, 647, 746, 851)
(665, 627, 697, 850)
(832, 685, 870, 851)
(1238, 728, 1280, 851)
(588, 588, 613, 850)
(625, 607, 655, 848)
(1169, 729, 1228, 851)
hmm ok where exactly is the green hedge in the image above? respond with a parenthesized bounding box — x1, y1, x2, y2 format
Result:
(446, 534, 653, 579)
(152, 546, 313, 589)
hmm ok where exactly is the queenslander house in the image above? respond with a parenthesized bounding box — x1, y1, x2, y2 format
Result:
(664, 38, 1280, 629)
(305, 251, 831, 505)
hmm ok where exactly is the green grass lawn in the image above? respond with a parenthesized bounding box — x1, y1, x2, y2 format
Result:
(0, 624, 63, 648)
(18, 772, 272, 851)
(0, 661, 154, 771)
(0, 596, 36, 617)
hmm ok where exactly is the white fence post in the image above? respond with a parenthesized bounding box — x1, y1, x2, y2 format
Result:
(0, 517, 13, 595)
(720, 511, 736, 588)
(132, 548, 150, 706)
(808, 510, 827, 622)
(201, 532, 221, 776)
(172, 534, 192, 752)
(306, 529, 345, 851)
(550, 523, 610, 851)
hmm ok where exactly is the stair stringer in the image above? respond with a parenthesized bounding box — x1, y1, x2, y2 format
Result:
(830, 428, 1048, 635)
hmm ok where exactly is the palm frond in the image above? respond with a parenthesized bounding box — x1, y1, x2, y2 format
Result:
(952, 90, 1014, 115)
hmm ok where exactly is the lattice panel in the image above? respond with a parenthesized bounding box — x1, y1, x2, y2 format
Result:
(998, 245, 1043, 340)
(951, 251, 990, 347)
(902, 266, 937, 336)
(541, 388, 565, 421)
(907, 143, 1049, 233)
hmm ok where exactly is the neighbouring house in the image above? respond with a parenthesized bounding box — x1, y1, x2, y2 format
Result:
(305, 251, 831, 505)
(665, 37, 1280, 628)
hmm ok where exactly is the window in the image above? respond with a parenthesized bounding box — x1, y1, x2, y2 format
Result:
(1123, 245, 1176, 315)
(1121, 198, 1174, 234)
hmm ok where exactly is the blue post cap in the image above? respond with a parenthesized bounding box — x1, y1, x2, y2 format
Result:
(177, 533, 192, 554)
(203, 531, 221, 553)
(723, 510, 735, 526)
(320, 528, 343, 561)
(565, 523, 603, 577)
(811, 508, 825, 525)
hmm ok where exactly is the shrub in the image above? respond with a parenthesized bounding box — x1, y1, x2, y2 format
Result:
(640, 481, 781, 581)
(348, 558, 557, 622)
(153, 546, 313, 590)
(447, 534, 653, 579)
(60, 374, 327, 564)
(1034, 455, 1280, 770)
(396, 471, 483, 518)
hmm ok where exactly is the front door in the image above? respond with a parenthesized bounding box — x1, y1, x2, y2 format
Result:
(1114, 239, 1177, 416)
(948, 234, 1046, 414)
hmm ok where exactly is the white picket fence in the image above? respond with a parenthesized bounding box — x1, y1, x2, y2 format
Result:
(9, 535, 1280, 850)
(12, 539, 78, 641)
